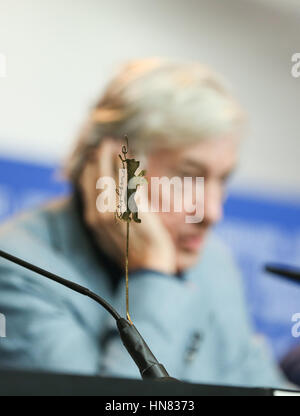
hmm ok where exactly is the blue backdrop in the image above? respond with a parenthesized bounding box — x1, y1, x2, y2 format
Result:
(0, 155, 299, 361)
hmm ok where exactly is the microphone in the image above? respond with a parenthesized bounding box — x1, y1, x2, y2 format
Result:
(0, 249, 177, 381)
(265, 263, 300, 285)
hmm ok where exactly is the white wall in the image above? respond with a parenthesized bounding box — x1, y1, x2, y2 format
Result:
(0, 0, 299, 192)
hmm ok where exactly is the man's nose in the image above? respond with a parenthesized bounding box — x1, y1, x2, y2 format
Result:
(203, 180, 223, 226)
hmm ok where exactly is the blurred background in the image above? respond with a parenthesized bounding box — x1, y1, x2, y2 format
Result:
(0, 0, 299, 365)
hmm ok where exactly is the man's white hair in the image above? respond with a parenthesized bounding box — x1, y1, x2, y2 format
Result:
(66, 57, 245, 183)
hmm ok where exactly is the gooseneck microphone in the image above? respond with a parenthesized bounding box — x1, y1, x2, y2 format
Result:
(265, 263, 300, 285)
(0, 249, 176, 381)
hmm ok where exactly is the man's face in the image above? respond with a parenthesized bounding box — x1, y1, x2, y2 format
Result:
(145, 134, 239, 273)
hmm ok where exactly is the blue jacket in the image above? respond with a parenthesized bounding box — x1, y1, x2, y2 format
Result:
(0, 197, 286, 388)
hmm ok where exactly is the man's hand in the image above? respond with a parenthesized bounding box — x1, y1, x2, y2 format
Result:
(78, 138, 177, 275)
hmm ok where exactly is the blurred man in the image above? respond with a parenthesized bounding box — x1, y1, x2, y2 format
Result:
(0, 58, 287, 387)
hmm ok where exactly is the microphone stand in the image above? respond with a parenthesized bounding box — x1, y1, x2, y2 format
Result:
(0, 249, 177, 381)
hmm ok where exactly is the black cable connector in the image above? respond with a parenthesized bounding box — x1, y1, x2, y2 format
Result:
(116, 318, 177, 381)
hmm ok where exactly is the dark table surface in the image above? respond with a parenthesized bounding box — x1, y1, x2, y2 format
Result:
(0, 369, 276, 396)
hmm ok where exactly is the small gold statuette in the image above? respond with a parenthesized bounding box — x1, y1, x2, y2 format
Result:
(115, 136, 147, 325)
